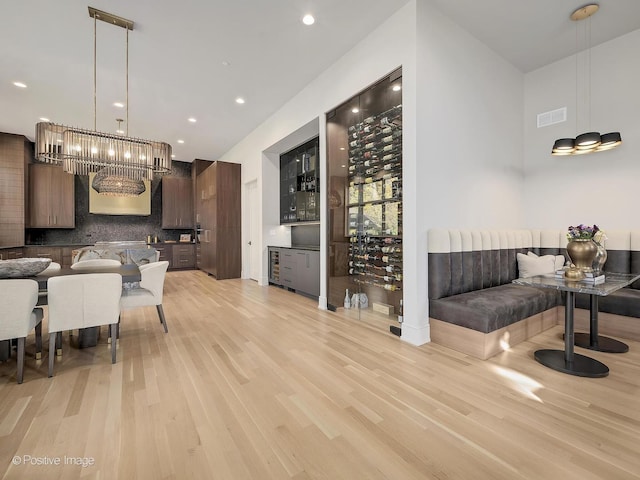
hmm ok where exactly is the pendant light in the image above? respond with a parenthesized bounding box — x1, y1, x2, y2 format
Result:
(551, 4, 622, 156)
(35, 7, 172, 192)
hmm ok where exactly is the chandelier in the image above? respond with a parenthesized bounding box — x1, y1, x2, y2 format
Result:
(35, 7, 171, 193)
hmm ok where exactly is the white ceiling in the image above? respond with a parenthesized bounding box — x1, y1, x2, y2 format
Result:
(2, 1, 640, 164)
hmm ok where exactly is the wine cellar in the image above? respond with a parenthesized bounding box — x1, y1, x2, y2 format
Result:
(326, 68, 403, 317)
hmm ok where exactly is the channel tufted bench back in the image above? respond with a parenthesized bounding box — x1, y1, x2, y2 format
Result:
(586, 230, 640, 290)
(427, 229, 566, 300)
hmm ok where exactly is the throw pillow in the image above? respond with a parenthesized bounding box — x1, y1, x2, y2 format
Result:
(526, 251, 565, 271)
(517, 252, 556, 278)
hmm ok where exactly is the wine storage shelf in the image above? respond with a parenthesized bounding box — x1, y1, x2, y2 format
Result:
(347, 103, 403, 292)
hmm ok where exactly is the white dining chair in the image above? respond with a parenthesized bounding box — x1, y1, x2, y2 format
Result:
(0, 279, 44, 383)
(70, 258, 121, 269)
(121, 261, 170, 333)
(47, 273, 122, 377)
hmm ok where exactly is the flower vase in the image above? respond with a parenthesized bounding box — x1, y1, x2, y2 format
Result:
(566, 239, 598, 272)
(592, 241, 608, 275)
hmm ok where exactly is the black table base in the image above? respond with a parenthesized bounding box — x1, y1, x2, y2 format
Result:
(573, 332, 629, 353)
(534, 349, 609, 377)
(536, 291, 609, 377)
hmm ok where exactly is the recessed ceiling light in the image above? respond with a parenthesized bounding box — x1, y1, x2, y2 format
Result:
(392, 84, 401, 92)
(13, 81, 27, 88)
(341, 164, 346, 168)
(39, 117, 50, 122)
(171, 154, 176, 158)
(188, 117, 197, 123)
(116, 129, 124, 134)
(339, 147, 345, 151)
(113, 102, 124, 108)
(351, 107, 359, 113)
(222, 60, 231, 67)
(177, 139, 185, 144)
(235, 97, 245, 104)
(302, 14, 315, 25)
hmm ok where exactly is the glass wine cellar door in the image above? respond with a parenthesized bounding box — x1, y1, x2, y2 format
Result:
(326, 68, 403, 324)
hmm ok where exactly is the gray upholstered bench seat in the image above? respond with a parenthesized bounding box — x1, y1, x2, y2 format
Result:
(576, 288, 640, 318)
(429, 284, 562, 334)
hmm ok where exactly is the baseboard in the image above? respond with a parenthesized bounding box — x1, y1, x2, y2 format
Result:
(430, 307, 560, 360)
(401, 322, 431, 346)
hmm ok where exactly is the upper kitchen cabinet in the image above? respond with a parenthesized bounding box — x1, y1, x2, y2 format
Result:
(280, 137, 320, 224)
(28, 163, 75, 228)
(0, 133, 30, 247)
(162, 175, 194, 229)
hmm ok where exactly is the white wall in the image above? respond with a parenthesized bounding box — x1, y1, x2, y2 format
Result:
(414, 3, 525, 343)
(523, 29, 640, 231)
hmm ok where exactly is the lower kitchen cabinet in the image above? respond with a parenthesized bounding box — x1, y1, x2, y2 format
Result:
(23, 246, 62, 265)
(150, 243, 196, 270)
(268, 246, 320, 298)
(172, 243, 196, 269)
(0, 247, 24, 260)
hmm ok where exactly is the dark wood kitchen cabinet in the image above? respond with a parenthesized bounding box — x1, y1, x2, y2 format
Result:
(0, 132, 29, 247)
(172, 243, 196, 269)
(23, 246, 63, 265)
(162, 176, 194, 229)
(195, 160, 241, 279)
(28, 163, 74, 228)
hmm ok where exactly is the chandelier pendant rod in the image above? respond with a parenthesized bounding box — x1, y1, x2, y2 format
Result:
(94, 14, 97, 132)
(126, 26, 129, 137)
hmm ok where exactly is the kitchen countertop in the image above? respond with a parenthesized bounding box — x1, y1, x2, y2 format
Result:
(269, 245, 320, 251)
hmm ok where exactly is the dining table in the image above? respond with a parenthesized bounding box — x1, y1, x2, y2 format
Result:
(0, 263, 142, 360)
(513, 272, 640, 378)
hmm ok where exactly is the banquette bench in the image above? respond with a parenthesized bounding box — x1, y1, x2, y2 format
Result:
(427, 229, 640, 359)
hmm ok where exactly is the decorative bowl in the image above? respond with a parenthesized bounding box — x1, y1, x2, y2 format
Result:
(0, 258, 52, 278)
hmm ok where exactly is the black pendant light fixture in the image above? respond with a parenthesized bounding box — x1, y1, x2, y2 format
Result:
(551, 4, 622, 156)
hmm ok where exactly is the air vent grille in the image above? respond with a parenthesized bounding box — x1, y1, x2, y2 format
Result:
(537, 107, 567, 128)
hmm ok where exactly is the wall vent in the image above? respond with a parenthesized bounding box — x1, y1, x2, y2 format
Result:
(537, 107, 567, 128)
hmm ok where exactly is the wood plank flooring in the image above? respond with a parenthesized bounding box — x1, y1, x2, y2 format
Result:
(1, 270, 639, 479)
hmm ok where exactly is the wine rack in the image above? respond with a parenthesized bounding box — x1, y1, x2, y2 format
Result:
(347, 104, 403, 291)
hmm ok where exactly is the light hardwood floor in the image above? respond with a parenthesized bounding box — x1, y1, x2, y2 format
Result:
(1, 270, 639, 479)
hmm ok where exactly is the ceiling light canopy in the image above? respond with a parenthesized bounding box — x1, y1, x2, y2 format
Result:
(35, 7, 171, 189)
(551, 4, 622, 156)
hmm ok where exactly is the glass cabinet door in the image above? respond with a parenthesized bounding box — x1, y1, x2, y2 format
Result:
(280, 137, 320, 224)
(326, 68, 403, 320)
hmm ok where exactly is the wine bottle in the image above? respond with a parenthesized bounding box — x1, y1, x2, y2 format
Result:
(344, 289, 351, 309)
(397, 299, 403, 323)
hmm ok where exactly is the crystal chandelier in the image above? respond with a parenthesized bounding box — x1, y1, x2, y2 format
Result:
(35, 7, 171, 192)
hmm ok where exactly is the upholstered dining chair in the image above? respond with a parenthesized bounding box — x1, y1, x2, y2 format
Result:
(70, 258, 121, 269)
(120, 261, 170, 333)
(0, 279, 43, 383)
(46, 273, 122, 377)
